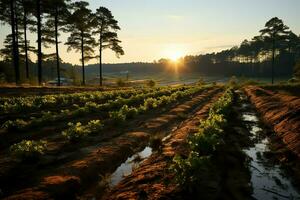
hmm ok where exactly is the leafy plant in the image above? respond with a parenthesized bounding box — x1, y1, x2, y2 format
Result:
(109, 110, 126, 124)
(62, 122, 90, 141)
(171, 88, 235, 187)
(1, 119, 28, 131)
(120, 105, 138, 119)
(62, 120, 104, 141)
(171, 153, 212, 187)
(143, 98, 158, 109)
(60, 85, 202, 141)
(10, 140, 47, 161)
(86, 120, 104, 133)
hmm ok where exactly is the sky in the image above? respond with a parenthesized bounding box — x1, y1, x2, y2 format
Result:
(1, 0, 300, 65)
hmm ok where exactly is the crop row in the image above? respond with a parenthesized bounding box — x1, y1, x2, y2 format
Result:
(0, 87, 161, 114)
(62, 86, 207, 141)
(1, 86, 191, 131)
(9, 85, 209, 160)
(171, 87, 234, 187)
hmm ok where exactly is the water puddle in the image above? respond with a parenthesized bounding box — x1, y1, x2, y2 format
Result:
(109, 146, 152, 187)
(241, 105, 300, 200)
(242, 113, 259, 122)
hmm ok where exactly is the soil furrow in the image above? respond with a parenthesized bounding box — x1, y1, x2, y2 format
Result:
(1, 88, 222, 199)
(104, 92, 222, 200)
(245, 86, 300, 158)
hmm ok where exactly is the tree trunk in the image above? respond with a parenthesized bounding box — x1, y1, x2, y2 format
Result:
(81, 31, 85, 86)
(99, 34, 103, 86)
(37, 0, 42, 85)
(14, 3, 21, 81)
(23, 4, 29, 79)
(10, 0, 20, 85)
(271, 38, 275, 84)
(54, 7, 61, 86)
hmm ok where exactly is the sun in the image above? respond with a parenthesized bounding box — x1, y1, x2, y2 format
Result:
(162, 45, 186, 62)
(169, 51, 183, 62)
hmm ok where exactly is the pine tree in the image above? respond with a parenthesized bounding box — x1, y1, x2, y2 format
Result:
(0, 0, 20, 84)
(42, 0, 70, 86)
(93, 7, 124, 86)
(260, 17, 289, 84)
(0, 33, 35, 63)
(65, 1, 96, 85)
(20, 0, 35, 79)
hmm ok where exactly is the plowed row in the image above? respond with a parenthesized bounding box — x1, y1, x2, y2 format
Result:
(245, 86, 300, 158)
(105, 93, 220, 200)
(1, 87, 222, 199)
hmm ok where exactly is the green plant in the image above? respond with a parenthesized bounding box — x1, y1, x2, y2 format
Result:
(109, 110, 126, 124)
(86, 120, 104, 133)
(189, 132, 221, 155)
(143, 98, 158, 110)
(61, 86, 205, 138)
(171, 153, 212, 186)
(120, 105, 138, 119)
(171, 88, 234, 187)
(10, 140, 47, 160)
(62, 119, 104, 141)
(1, 86, 191, 132)
(1, 119, 28, 131)
(62, 122, 90, 141)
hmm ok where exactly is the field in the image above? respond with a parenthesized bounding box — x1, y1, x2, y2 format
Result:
(0, 83, 299, 200)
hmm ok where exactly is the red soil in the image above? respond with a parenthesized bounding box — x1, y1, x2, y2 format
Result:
(245, 86, 300, 158)
(104, 93, 221, 200)
(1, 88, 222, 199)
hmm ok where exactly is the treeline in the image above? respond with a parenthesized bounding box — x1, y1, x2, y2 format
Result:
(1, 13, 300, 85)
(0, 0, 123, 86)
(169, 17, 300, 82)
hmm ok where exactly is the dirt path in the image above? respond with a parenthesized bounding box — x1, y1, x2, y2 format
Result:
(1, 88, 222, 199)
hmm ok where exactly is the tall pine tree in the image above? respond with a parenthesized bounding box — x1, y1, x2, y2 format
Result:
(260, 17, 289, 84)
(93, 7, 124, 86)
(65, 1, 96, 85)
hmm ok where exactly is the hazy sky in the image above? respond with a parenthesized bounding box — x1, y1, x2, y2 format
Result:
(1, 0, 300, 64)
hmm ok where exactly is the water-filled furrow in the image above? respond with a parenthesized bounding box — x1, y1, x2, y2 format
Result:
(240, 98, 300, 200)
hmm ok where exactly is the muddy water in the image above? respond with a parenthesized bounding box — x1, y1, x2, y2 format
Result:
(240, 101, 300, 200)
(109, 146, 153, 187)
(108, 114, 181, 188)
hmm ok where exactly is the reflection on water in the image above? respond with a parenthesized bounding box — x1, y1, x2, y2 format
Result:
(242, 113, 259, 122)
(241, 108, 300, 200)
(109, 147, 152, 187)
